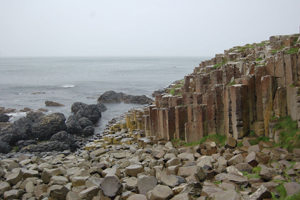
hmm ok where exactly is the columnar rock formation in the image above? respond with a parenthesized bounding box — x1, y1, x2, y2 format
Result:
(124, 34, 300, 142)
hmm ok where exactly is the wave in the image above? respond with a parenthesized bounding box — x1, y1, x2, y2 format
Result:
(62, 85, 75, 88)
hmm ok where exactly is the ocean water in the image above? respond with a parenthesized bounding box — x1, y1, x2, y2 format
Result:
(0, 57, 209, 132)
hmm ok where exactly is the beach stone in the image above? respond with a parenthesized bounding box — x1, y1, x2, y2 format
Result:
(161, 175, 186, 187)
(128, 194, 147, 200)
(197, 156, 214, 168)
(137, 176, 158, 195)
(170, 193, 191, 200)
(211, 189, 240, 200)
(244, 152, 258, 167)
(284, 182, 300, 196)
(82, 126, 95, 137)
(178, 153, 194, 161)
(33, 184, 48, 198)
(49, 176, 69, 186)
(45, 100, 64, 106)
(125, 177, 138, 190)
(66, 191, 79, 200)
(48, 185, 69, 200)
(228, 154, 244, 166)
(247, 185, 271, 200)
(125, 165, 144, 177)
(166, 158, 181, 167)
(0, 182, 11, 196)
(224, 173, 248, 187)
(150, 185, 173, 200)
(72, 176, 89, 187)
(78, 186, 100, 200)
(25, 181, 35, 193)
(3, 189, 25, 200)
(78, 117, 93, 129)
(99, 176, 123, 199)
(202, 185, 223, 197)
(7, 170, 23, 185)
(90, 148, 106, 157)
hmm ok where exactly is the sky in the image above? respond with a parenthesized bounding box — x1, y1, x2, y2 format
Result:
(0, 0, 299, 57)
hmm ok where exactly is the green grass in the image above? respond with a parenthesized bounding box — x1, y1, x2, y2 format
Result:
(252, 166, 262, 174)
(256, 57, 263, 61)
(286, 191, 300, 200)
(249, 136, 270, 145)
(213, 58, 228, 69)
(237, 141, 243, 147)
(242, 172, 261, 179)
(285, 47, 299, 54)
(183, 134, 227, 147)
(228, 81, 236, 86)
(250, 131, 255, 136)
(256, 41, 266, 47)
(274, 116, 299, 152)
(169, 88, 175, 95)
(276, 183, 287, 200)
(214, 181, 221, 185)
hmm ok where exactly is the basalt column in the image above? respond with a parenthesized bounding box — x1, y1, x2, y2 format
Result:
(175, 106, 188, 140)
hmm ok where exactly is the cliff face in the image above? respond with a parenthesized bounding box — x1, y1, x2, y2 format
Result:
(124, 34, 300, 144)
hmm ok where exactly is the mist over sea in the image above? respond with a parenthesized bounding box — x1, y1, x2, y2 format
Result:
(0, 57, 209, 133)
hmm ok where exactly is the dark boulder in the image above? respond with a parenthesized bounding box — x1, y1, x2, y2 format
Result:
(12, 117, 33, 137)
(71, 102, 101, 124)
(0, 128, 29, 146)
(152, 89, 165, 97)
(45, 100, 65, 107)
(78, 117, 93, 129)
(122, 94, 153, 104)
(82, 126, 95, 137)
(0, 114, 10, 122)
(97, 102, 107, 112)
(66, 115, 82, 135)
(0, 142, 11, 154)
(97, 90, 153, 104)
(26, 111, 45, 122)
(20, 141, 70, 153)
(97, 91, 124, 103)
(31, 113, 67, 141)
(50, 131, 78, 151)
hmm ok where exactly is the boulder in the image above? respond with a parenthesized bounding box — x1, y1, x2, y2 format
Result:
(45, 100, 65, 107)
(99, 176, 123, 199)
(97, 102, 107, 112)
(0, 127, 29, 146)
(152, 89, 165, 97)
(284, 182, 300, 196)
(31, 113, 67, 141)
(0, 114, 10, 122)
(66, 115, 82, 135)
(161, 175, 186, 187)
(50, 131, 78, 151)
(98, 90, 153, 104)
(82, 126, 95, 137)
(78, 117, 93, 129)
(26, 111, 45, 122)
(78, 186, 100, 200)
(225, 137, 237, 148)
(0, 141, 11, 153)
(247, 185, 271, 200)
(71, 102, 101, 124)
(125, 165, 144, 177)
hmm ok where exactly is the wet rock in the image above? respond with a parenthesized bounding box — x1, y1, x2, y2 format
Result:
(50, 131, 78, 151)
(31, 112, 67, 141)
(0, 114, 10, 122)
(71, 102, 101, 124)
(97, 102, 107, 112)
(20, 141, 70, 153)
(0, 141, 12, 154)
(78, 117, 93, 129)
(26, 111, 45, 122)
(98, 91, 153, 104)
(66, 115, 82, 135)
(82, 126, 95, 137)
(45, 100, 65, 107)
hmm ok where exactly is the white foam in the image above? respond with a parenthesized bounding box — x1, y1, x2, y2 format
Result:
(7, 112, 27, 122)
(62, 85, 75, 88)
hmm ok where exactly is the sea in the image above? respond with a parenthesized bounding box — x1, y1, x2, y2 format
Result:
(0, 57, 209, 133)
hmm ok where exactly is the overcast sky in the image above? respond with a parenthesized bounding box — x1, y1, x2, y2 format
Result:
(0, 0, 299, 57)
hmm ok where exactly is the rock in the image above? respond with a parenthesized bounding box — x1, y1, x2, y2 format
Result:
(225, 137, 237, 148)
(50, 131, 78, 151)
(150, 185, 173, 200)
(78, 117, 93, 128)
(0, 141, 11, 153)
(98, 91, 153, 104)
(0, 127, 29, 146)
(78, 186, 100, 200)
(0, 114, 10, 122)
(128, 194, 147, 200)
(97, 102, 107, 112)
(224, 173, 248, 187)
(23, 169, 39, 179)
(26, 111, 45, 122)
(71, 102, 101, 124)
(161, 175, 186, 187)
(20, 141, 70, 153)
(45, 100, 65, 107)
(99, 176, 123, 199)
(3, 189, 25, 200)
(137, 176, 158, 195)
(259, 167, 276, 181)
(284, 182, 300, 196)
(49, 176, 69, 186)
(125, 177, 138, 190)
(12, 117, 33, 136)
(25, 181, 35, 193)
(228, 154, 244, 165)
(235, 163, 253, 173)
(211, 189, 240, 200)
(0, 182, 11, 196)
(82, 126, 95, 137)
(247, 185, 271, 200)
(7, 170, 23, 185)
(34, 184, 48, 198)
(48, 185, 69, 200)
(16, 140, 37, 148)
(170, 193, 191, 200)
(90, 148, 106, 157)
(66, 115, 82, 135)
(31, 112, 67, 141)
(125, 165, 144, 177)
(152, 89, 165, 97)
